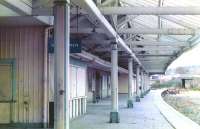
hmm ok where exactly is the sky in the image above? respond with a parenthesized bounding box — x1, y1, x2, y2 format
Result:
(168, 43, 200, 69)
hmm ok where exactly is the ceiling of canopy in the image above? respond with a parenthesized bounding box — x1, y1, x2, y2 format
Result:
(0, 0, 200, 74)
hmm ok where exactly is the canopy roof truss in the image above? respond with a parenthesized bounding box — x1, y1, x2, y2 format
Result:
(95, 0, 200, 74)
(1, 0, 200, 74)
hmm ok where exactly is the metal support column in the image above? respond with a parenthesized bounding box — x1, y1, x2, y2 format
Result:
(136, 65, 140, 102)
(127, 57, 133, 108)
(110, 43, 120, 123)
(54, 1, 70, 129)
(143, 73, 147, 96)
(140, 71, 144, 98)
(147, 74, 151, 92)
(146, 74, 150, 93)
(145, 74, 148, 95)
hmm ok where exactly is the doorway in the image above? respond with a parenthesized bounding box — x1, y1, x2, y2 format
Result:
(96, 72, 102, 100)
(0, 60, 15, 124)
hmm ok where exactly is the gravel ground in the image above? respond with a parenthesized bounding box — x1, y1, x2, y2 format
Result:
(163, 89, 200, 125)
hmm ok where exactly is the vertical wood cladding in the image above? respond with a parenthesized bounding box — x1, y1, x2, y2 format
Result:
(0, 26, 44, 124)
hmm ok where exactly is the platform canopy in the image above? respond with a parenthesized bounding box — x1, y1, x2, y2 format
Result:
(1, 0, 200, 74)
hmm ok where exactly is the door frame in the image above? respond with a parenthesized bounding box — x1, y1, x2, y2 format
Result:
(0, 59, 16, 123)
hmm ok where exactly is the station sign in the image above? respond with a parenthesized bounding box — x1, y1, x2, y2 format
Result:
(70, 38, 82, 53)
(48, 37, 82, 54)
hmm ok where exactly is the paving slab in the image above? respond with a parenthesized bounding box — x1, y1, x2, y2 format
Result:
(70, 91, 174, 129)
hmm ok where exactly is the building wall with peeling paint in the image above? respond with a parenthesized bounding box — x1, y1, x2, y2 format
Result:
(0, 26, 45, 126)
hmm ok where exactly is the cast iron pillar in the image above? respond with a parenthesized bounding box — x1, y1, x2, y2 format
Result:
(127, 57, 134, 108)
(140, 71, 144, 98)
(143, 73, 147, 95)
(110, 43, 120, 123)
(54, 1, 70, 129)
(136, 65, 141, 102)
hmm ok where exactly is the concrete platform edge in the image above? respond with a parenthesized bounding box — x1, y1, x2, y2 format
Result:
(154, 89, 200, 129)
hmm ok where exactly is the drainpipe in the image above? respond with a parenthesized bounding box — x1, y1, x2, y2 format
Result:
(43, 27, 53, 128)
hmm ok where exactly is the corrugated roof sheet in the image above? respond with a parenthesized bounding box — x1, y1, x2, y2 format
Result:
(119, 0, 200, 73)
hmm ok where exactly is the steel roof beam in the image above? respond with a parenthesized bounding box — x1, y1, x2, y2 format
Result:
(0, 0, 52, 25)
(161, 16, 196, 29)
(139, 58, 171, 61)
(132, 47, 180, 51)
(73, 0, 144, 68)
(95, 47, 179, 52)
(70, 28, 105, 34)
(70, 27, 195, 35)
(141, 61, 168, 63)
(136, 54, 174, 57)
(127, 41, 189, 47)
(118, 28, 195, 35)
(120, 0, 197, 29)
(100, 7, 200, 15)
(83, 40, 188, 47)
(0, 0, 31, 15)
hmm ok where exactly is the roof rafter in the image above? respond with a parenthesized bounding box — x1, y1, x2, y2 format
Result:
(100, 6, 200, 15)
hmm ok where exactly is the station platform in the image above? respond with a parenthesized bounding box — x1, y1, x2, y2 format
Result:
(70, 91, 174, 129)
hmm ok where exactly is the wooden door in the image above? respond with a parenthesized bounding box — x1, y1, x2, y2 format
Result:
(0, 64, 12, 123)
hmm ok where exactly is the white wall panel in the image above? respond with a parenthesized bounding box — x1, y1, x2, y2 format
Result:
(70, 65, 86, 98)
(70, 66, 77, 98)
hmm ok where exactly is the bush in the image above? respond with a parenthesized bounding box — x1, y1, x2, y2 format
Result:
(191, 87, 200, 91)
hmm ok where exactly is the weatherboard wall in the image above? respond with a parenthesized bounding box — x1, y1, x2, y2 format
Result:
(0, 26, 45, 125)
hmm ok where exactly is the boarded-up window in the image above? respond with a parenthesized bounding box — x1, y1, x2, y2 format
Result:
(70, 66, 77, 98)
(70, 65, 86, 98)
(77, 67, 86, 96)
